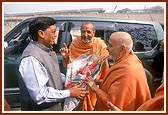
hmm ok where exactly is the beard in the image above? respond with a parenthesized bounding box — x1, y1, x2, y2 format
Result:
(81, 37, 92, 44)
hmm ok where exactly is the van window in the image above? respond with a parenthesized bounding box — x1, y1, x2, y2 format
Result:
(118, 23, 158, 52)
(68, 21, 118, 40)
(104, 23, 158, 52)
(5, 21, 65, 55)
(67, 21, 158, 52)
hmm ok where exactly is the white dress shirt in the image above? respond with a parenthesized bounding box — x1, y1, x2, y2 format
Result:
(19, 56, 70, 105)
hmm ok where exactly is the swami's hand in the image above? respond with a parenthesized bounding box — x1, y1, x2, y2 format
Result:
(85, 76, 98, 92)
(94, 79, 103, 85)
(107, 101, 121, 111)
(69, 84, 88, 99)
(60, 43, 69, 60)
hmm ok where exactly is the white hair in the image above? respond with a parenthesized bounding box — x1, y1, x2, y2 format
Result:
(128, 43, 133, 51)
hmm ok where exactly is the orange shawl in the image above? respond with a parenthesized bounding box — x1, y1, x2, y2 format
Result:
(69, 36, 109, 111)
(94, 51, 151, 111)
(137, 83, 164, 111)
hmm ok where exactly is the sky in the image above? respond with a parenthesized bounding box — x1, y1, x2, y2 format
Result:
(3, 2, 165, 14)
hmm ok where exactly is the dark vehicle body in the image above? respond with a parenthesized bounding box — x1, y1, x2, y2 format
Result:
(3, 16, 164, 109)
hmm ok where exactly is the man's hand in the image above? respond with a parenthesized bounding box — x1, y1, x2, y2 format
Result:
(69, 84, 88, 99)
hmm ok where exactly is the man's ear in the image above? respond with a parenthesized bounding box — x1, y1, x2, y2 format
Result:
(121, 45, 127, 53)
(93, 30, 96, 36)
(38, 30, 44, 39)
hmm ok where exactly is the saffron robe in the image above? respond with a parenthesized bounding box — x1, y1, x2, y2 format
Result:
(69, 36, 109, 111)
(94, 51, 151, 111)
(137, 83, 164, 111)
(4, 99, 11, 111)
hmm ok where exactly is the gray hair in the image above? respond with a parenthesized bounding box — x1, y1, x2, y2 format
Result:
(81, 21, 95, 30)
(128, 43, 133, 51)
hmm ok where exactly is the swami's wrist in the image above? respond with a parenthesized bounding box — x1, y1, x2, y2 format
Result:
(92, 85, 98, 92)
(63, 57, 69, 64)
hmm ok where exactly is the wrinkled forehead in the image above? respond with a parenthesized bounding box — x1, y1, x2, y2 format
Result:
(81, 23, 94, 30)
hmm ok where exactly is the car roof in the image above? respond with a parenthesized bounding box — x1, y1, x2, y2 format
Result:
(23, 15, 159, 25)
(5, 16, 163, 42)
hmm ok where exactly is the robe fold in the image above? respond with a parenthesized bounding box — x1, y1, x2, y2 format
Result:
(4, 99, 11, 111)
(137, 83, 164, 111)
(94, 51, 151, 111)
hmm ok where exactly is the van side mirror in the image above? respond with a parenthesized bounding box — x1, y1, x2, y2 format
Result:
(4, 42, 8, 48)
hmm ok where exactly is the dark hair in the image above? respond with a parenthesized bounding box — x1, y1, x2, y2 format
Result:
(29, 17, 57, 41)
